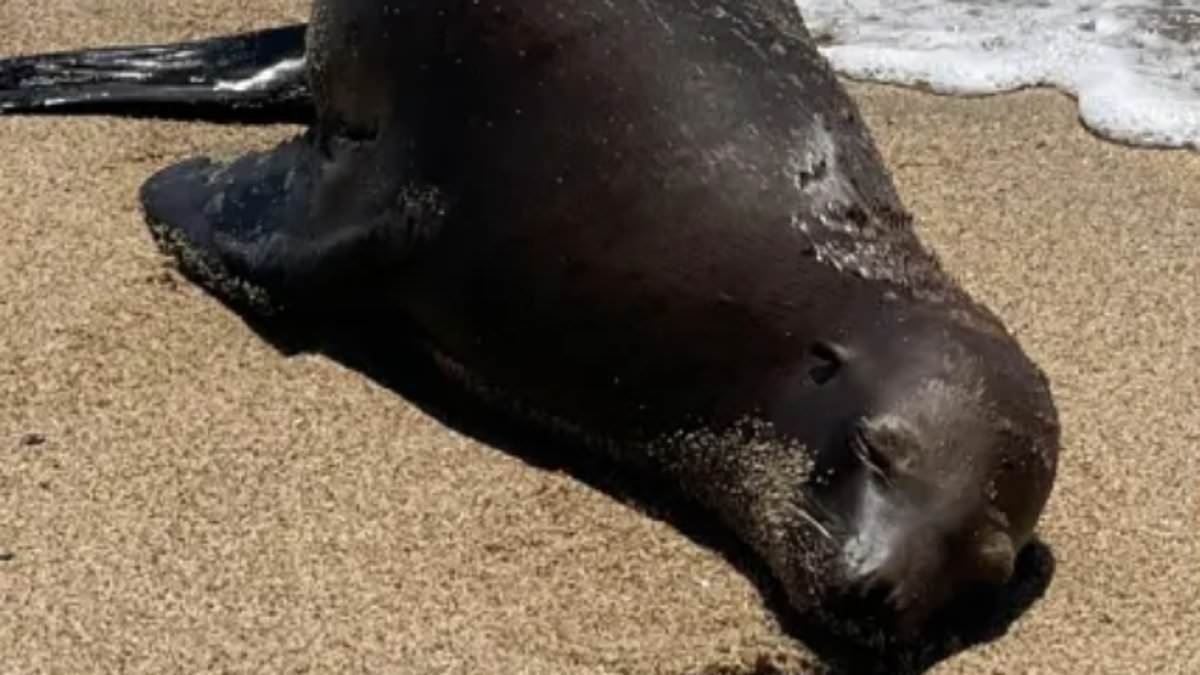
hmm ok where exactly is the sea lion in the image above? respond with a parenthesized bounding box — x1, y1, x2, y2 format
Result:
(0, 0, 1060, 641)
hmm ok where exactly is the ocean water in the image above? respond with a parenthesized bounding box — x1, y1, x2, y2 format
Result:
(795, 0, 1200, 151)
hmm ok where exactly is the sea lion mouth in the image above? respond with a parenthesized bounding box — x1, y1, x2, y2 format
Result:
(839, 469, 911, 588)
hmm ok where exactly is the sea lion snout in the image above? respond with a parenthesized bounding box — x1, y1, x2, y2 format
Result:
(808, 402, 1026, 634)
(835, 479, 1019, 638)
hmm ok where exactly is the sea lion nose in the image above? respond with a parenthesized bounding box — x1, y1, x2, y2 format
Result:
(848, 568, 938, 638)
(853, 563, 912, 611)
(843, 526, 1018, 636)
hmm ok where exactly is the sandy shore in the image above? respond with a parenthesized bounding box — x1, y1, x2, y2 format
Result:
(2, 2, 1197, 673)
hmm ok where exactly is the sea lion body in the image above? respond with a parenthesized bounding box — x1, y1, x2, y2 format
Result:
(1, 0, 1060, 639)
(399, 4, 895, 435)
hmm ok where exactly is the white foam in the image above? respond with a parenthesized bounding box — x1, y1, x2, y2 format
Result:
(795, 0, 1200, 150)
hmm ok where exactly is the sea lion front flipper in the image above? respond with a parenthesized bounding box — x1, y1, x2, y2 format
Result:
(142, 132, 446, 315)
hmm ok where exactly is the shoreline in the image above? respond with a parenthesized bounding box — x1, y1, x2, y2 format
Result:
(842, 76, 1200, 155)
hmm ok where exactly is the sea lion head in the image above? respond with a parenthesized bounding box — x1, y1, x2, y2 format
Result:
(764, 303, 1060, 637)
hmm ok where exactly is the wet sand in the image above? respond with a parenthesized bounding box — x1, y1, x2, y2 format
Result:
(2, 2, 1197, 673)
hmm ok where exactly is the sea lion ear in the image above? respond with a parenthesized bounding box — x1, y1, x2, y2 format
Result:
(855, 414, 922, 476)
(973, 529, 1016, 585)
(805, 340, 851, 385)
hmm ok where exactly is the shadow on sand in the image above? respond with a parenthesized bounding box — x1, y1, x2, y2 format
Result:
(213, 301, 1055, 675)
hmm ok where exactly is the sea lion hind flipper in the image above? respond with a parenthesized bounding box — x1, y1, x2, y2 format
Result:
(142, 133, 444, 315)
(0, 25, 312, 124)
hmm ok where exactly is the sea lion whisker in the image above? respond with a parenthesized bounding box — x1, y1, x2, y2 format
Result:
(795, 502, 835, 541)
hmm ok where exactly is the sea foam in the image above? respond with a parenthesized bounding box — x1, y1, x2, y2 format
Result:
(796, 0, 1200, 151)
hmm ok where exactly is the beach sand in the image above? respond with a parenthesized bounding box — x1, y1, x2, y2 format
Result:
(1, 2, 1197, 673)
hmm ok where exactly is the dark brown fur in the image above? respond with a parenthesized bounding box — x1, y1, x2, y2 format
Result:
(2, 0, 1061, 643)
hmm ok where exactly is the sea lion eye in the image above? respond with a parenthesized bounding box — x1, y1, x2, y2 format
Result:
(854, 416, 922, 483)
(807, 341, 842, 385)
(851, 427, 893, 480)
